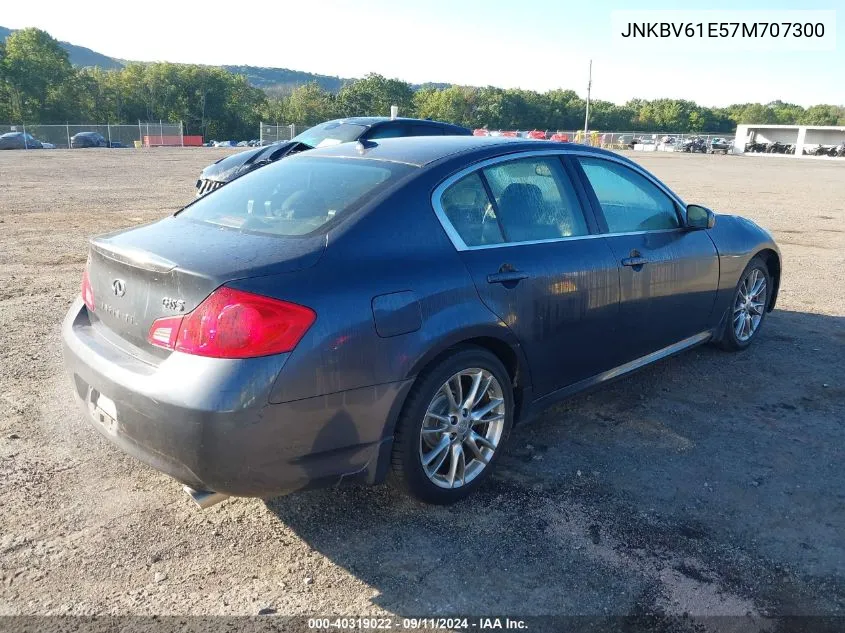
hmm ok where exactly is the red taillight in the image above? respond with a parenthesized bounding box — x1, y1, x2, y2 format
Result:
(81, 267, 96, 312)
(147, 287, 316, 359)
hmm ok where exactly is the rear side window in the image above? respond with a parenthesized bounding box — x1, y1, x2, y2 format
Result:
(366, 125, 407, 139)
(409, 125, 443, 136)
(179, 157, 411, 236)
(440, 173, 504, 247)
(578, 157, 680, 233)
(482, 157, 589, 242)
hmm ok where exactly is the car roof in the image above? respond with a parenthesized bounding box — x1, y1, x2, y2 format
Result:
(300, 136, 622, 167)
(318, 117, 469, 132)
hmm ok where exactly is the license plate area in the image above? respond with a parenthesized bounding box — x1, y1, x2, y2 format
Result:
(88, 388, 119, 436)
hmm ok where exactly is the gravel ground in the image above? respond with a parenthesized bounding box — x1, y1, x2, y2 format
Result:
(0, 148, 843, 628)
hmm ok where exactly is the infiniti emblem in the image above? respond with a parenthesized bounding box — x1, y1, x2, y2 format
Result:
(112, 279, 126, 297)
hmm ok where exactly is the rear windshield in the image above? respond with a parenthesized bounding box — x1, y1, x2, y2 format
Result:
(292, 121, 368, 148)
(178, 156, 412, 236)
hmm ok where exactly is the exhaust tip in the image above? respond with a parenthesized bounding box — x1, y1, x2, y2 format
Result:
(183, 485, 229, 509)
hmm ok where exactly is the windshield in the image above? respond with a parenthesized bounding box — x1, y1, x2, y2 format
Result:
(178, 156, 412, 236)
(291, 120, 368, 148)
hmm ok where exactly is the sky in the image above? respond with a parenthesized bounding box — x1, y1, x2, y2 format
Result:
(2, 0, 843, 107)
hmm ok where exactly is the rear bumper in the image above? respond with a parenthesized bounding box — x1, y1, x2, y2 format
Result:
(62, 298, 412, 497)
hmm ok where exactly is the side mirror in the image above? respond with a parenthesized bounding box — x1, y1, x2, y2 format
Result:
(686, 204, 716, 230)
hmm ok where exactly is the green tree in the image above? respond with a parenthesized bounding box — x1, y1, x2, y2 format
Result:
(336, 73, 414, 118)
(768, 101, 805, 125)
(285, 82, 337, 126)
(0, 28, 74, 122)
(414, 85, 477, 127)
(800, 104, 844, 126)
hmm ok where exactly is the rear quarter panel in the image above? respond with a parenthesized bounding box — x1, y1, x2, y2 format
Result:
(228, 167, 527, 407)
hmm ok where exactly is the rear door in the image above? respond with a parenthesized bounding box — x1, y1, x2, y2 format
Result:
(433, 153, 621, 397)
(573, 155, 719, 361)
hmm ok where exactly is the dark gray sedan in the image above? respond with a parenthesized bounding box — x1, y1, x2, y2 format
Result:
(62, 137, 781, 507)
(196, 117, 472, 196)
(0, 132, 43, 149)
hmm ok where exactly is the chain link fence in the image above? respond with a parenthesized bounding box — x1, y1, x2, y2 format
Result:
(259, 123, 308, 145)
(1, 122, 184, 148)
(258, 122, 732, 151)
(478, 130, 731, 149)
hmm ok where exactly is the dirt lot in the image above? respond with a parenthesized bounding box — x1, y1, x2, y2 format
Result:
(0, 148, 843, 627)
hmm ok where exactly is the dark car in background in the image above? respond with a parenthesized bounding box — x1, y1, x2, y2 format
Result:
(63, 137, 780, 509)
(71, 132, 110, 148)
(0, 132, 44, 149)
(195, 117, 472, 196)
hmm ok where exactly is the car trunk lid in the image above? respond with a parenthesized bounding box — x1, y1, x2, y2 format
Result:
(86, 216, 325, 353)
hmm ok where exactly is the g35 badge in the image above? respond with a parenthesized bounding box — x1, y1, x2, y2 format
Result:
(161, 297, 186, 312)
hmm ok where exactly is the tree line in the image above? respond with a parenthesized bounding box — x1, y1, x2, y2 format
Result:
(2, 28, 843, 141)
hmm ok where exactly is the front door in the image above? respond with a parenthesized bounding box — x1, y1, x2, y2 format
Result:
(574, 155, 720, 361)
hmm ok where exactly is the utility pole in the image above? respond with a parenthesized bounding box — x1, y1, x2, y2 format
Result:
(584, 59, 592, 137)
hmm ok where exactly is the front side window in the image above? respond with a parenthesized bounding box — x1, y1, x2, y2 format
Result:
(179, 156, 411, 236)
(482, 157, 588, 242)
(578, 157, 680, 233)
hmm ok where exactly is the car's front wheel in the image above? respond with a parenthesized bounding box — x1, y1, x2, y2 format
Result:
(716, 256, 771, 351)
(391, 348, 513, 504)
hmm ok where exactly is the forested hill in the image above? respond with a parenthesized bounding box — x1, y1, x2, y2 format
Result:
(0, 25, 122, 69)
(0, 25, 353, 92)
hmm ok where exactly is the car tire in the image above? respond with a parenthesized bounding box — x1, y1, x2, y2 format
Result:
(715, 256, 771, 352)
(390, 347, 513, 504)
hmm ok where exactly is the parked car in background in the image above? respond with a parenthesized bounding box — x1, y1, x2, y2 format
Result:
(64, 136, 781, 507)
(526, 130, 547, 140)
(473, 129, 490, 137)
(709, 138, 732, 154)
(0, 132, 44, 149)
(615, 135, 639, 149)
(41, 142, 56, 149)
(195, 117, 472, 196)
(71, 132, 110, 148)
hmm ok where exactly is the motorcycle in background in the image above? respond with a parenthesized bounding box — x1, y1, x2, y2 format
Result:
(682, 137, 708, 153)
(744, 141, 768, 153)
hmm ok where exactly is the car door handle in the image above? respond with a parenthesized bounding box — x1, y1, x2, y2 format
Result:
(487, 271, 529, 284)
(621, 256, 649, 267)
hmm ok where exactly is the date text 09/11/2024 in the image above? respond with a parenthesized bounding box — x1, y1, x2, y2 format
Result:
(308, 618, 528, 630)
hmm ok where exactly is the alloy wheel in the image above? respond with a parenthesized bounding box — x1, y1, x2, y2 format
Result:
(418, 368, 506, 489)
(733, 267, 768, 342)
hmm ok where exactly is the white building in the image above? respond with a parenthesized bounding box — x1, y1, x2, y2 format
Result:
(733, 124, 845, 156)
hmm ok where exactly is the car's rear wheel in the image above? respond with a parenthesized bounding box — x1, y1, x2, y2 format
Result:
(391, 348, 513, 504)
(716, 256, 771, 351)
